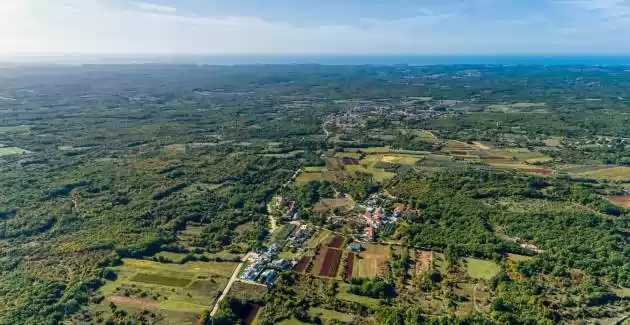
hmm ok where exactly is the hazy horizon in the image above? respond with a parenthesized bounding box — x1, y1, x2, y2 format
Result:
(4, 1, 630, 57)
(4, 54, 630, 66)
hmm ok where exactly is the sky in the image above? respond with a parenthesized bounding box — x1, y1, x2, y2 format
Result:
(2, 0, 630, 56)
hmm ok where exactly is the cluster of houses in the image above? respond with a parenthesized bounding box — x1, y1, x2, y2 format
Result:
(285, 224, 311, 249)
(278, 196, 299, 220)
(357, 193, 404, 242)
(240, 244, 292, 287)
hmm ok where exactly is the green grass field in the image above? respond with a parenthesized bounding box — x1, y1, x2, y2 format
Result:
(307, 229, 333, 249)
(344, 165, 395, 181)
(0, 125, 31, 133)
(0, 147, 28, 156)
(507, 254, 533, 263)
(465, 258, 500, 280)
(154, 251, 188, 263)
(336, 283, 381, 307)
(276, 318, 310, 325)
(303, 166, 328, 172)
(131, 273, 191, 287)
(94, 258, 238, 324)
(309, 307, 355, 322)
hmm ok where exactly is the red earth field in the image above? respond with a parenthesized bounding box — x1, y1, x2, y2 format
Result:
(318, 248, 342, 277)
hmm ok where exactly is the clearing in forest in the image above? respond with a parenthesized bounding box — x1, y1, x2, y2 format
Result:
(415, 250, 433, 276)
(309, 308, 356, 323)
(465, 258, 500, 280)
(312, 198, 355, 213)
(0, 146, 28, 156)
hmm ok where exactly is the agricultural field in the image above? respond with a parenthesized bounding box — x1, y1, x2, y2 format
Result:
(317, 248, 342, 277)
(609, 195, 630, 208)
(227, 282, 267, 301)
(361, 154, 424, 166)
(303, 166, 328, 172)
(296, 171, 345, 184)
(343, 165, 396, 181)
(312, 197, 355, 213)
(95, 258, 238, 324)
(580, 167, 630, 181)
(307, 229, 333, 249)
(351, 243, 390, 279)
(333, 152, 363, 159)
(464, 258, 501, 280)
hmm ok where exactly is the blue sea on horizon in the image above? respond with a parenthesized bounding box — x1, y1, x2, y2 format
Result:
(185, 55, 630, 66)
(6, 54, 630, 66)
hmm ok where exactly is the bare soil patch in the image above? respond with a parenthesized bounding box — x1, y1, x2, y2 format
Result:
(517, 167, 553, 176)
(294, 256, 310, 273)
(609, 195, 630, 208)
(345, 253, 355, 282)
(328, 235, 345, 249)
(106, 296, 160, 309)
(313, 198, 355, 213)
(319, 249, 342, 277)
(415, 251, 433, 276)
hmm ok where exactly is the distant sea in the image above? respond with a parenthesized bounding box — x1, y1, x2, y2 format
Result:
(4, 55, 630, 66)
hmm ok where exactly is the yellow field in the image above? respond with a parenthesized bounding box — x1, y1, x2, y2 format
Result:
(353, 244, 390, 279)
(344, 165, 395, 181)
(381, 155, 422, 165)
(121, 258, 237, 278)
(525, 157, 554, 164)
(303, 166, 328, 172)
(581, 167, 630, 181)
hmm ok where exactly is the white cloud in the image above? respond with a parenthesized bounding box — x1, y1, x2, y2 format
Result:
(1, 0, 630, 56)
(134, 2, 177, 14)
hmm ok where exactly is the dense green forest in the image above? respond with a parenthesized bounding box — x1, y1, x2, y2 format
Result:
(1, 64, 630, 324)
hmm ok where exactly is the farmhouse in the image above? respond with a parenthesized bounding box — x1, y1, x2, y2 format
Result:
(365, 227, 375, 242)
(346, 244, 363, 252)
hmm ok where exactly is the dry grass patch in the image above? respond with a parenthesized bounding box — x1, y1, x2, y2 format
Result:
(581, 167, 630, 181)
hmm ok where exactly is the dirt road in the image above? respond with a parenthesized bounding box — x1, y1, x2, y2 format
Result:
(210, 253, 251, 316)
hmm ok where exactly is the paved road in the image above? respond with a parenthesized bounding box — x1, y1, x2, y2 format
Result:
(210, 253, 252, 317)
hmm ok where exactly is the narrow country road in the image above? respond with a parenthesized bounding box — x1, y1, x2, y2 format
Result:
(210, 253, 251, 317)
(267, 202, 278, 233)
